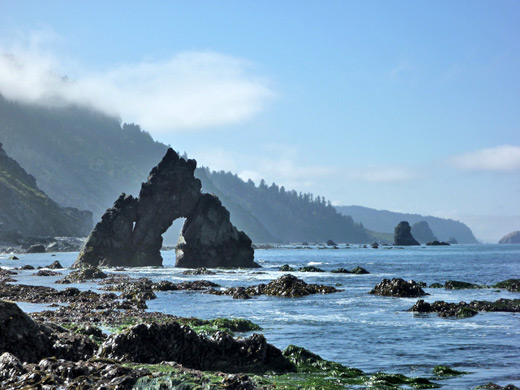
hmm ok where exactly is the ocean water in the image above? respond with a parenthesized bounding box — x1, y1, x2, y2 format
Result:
(1, 244, 519, 389)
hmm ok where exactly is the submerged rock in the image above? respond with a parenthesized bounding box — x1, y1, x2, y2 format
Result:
(74, 148, 256, 269)
(393, 221, 420, 246)
(369, 278, 428, 297)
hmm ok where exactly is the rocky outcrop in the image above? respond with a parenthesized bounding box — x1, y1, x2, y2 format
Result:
(393, 221, 420, 246)
(176, 194, 258, 268)
(209, 274, 342, 299)
(411, 221, 438, 244)
(0, 143, 92, 241)
(74, 148, 256, 268)
(0, 300, 96, 363)
(99, 321, 295, 373)
(499, 231, 520, 244)
(369, 278, 427, 297)
(409, 298, 520, 318)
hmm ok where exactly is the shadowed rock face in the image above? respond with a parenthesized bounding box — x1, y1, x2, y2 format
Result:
(176, 194, 258, 268)
(393, 221, 420, 246)
(73, 148, 256, 268)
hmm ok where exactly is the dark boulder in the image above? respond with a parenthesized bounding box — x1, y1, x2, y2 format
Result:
(369, 278, 428, 297)
(257, 274, 340, 297)
(74, 148, 255, 269)
(498, 231, 520, 244)
(351, 266, 370, 274)
(393, 221, 420, 246)
(326, 239, 337, 246)
(98, 321, 295, 373)
(279, 264, 295, 272)
(0, 300, 96, 363)
(45, 260, 63, 269)
(57, 266, 108, 283)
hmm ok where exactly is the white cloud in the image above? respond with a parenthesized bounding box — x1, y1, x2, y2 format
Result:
(0, 32, 274, 133)
(449, 145, 520, 172)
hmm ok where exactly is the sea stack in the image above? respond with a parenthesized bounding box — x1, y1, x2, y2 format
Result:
(73, 148, 257, 268)
(393, 221, 420, 246)
(411, 221, 438, 244)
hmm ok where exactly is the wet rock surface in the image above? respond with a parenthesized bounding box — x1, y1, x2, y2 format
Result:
(409, 298, 520, 318)
(100, 321, 295, 373)
(209, 274, 342, 299)
(369, 278, 428, 297)
(494, 279, 520, 292)
(74, 148, 256, 269)
(176, 193, 258, 269)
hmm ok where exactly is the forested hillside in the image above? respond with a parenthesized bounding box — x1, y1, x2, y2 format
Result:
(0, 94, 371, 243)
(0, 142, 92, 238)
(196, 168, 371, 243)
(336, 205, 479, 244)
(0, 94, 167, 217)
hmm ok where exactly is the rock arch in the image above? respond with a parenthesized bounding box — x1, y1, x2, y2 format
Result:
(73, 148, 258, 268)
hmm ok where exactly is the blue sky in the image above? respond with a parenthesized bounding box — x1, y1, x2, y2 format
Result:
(1, 1, 519, 242)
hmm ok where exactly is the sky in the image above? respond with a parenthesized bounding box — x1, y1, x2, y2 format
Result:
(0, 1, 519, 242)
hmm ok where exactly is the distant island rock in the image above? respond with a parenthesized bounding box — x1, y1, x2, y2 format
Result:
(336, 205, 479, 244)
(393, 221, 420, 246)
(411, 221, 438, 244)
(74, 148, 257, 269)
(498, 231, 520, 244)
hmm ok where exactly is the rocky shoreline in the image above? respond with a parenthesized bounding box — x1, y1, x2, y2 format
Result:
(1, 254, 519, 388)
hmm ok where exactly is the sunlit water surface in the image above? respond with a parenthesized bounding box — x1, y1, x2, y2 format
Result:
(1, 244, 519, 389)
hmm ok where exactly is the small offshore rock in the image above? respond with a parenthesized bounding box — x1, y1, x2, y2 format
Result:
(182, 267, 216, 275)
(445, 280, 482, 289)
(8, 255, 19, 260)
(45, 260, 63, 269)
(370, 278, 428, 297)
(57, 266, 108, 283)
(298, 266, 325, 272)
(426, 240, 450, 246)
(351, 266, 370, 274)
(33, 270, 62, 277)
(494, 279, 520, 292)
(279, 264, 295, 272)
